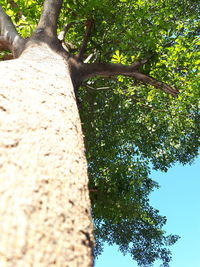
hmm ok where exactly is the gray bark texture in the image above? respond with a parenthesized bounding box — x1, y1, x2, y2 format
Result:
(0, 43, 94, 267)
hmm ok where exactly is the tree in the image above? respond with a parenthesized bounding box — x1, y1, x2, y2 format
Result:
(0, 0, 199, 266)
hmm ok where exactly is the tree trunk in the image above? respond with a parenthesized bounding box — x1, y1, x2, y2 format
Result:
(0, 44, 93, 266)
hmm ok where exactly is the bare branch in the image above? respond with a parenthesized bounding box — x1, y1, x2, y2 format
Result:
(58, 22, 74, 42)
(84, 53, 94, 63)
(35, 0, 63, 38)
(84, 83, 110, 91)
(77, 19, 94, 61)
(80, 62, 179, 97)
(89, 188, 98, 193)
(0, 5, 25, 57)
(0, 5, 19, 45)
(0, 36, 11, 51)
(131, 58, 149, 68)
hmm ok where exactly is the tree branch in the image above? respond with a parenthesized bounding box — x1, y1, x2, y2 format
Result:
(0, 5, 25, 57)
(58, 22, 74, 42)
(80, 62, 179, 97)
(0, 36, 11, 51)
(84, 53, 95, 63)
(77, 19, 94, 61)
(35, 0, 63, 38)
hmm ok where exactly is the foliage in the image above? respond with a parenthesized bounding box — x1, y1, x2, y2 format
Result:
(1, 0, 200, 266)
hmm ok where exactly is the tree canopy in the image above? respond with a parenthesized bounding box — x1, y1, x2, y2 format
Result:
(0, 0, 199, 266)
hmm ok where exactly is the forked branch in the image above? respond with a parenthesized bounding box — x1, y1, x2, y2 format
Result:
(79, 62, 179, 96)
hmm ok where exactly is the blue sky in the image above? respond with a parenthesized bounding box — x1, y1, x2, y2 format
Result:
(95, 156, 200, 267)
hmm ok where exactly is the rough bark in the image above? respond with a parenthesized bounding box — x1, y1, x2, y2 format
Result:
(0, 44, 94, 267)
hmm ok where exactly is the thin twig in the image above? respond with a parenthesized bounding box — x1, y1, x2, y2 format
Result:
(58, 22, 74, 41)
(85, 84, 111, 91)
(77, 18, 94, 61)
(84, 53, 94, 63)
